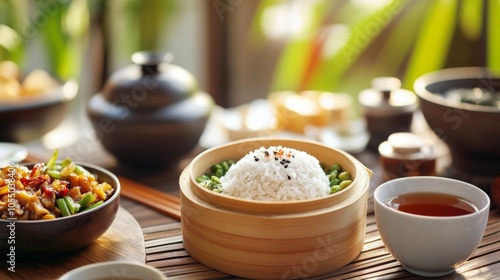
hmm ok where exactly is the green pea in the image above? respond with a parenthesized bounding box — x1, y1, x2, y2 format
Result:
(221, 161, 230, 172)
(196, 175, 208, 183)
(330, 164, 342, 173)
(211, 176, 221, 183)
(216, 168, 225, 178)
(329, 178, 340, 187)
(211, 163, 221, 172)
(339, 171, 350, 181)
(330, 185, 341, 194)
(339, 180, 352, 189)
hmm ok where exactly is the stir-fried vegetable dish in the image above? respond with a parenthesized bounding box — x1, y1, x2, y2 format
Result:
(0, 150, 114, 220)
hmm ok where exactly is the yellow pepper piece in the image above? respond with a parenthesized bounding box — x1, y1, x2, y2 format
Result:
(0, 185, 9, 195)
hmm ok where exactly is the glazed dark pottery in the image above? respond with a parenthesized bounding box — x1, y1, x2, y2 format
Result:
(0, 162, 120, 257)
(0, 80, 78, 143)
(87, 52, 214, 167)
(359, 77, 418, 150)
(414, 67, 500, 176)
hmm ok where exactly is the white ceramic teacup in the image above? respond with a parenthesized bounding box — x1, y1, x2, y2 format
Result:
(374, 176, 490, 277)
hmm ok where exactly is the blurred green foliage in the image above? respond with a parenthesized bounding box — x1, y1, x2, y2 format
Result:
(250, 0, 498, 96)
(0, 1, 26, 65)
(0, 0, 177, 80)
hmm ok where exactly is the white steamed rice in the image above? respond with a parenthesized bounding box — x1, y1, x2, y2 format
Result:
(220, 146, 330, 201)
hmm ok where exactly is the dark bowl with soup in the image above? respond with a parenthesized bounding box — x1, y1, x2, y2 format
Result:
(414, 67, 500, 177)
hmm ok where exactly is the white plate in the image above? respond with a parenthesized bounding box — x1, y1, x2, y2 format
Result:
(0, 143, 28, 167)
(58, 261, 166, 280)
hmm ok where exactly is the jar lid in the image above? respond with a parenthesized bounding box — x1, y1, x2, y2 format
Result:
(388, 132, 425, 153)
(379, 132, 435, 159)
(359, 77, 418, 115)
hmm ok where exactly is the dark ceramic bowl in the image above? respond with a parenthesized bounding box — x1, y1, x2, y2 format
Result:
(414, 67, 500, 176)
(0, 80, 78, 143)
(0, 162, 120, 257)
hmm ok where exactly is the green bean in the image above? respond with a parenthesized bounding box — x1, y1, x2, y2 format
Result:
(64, 196, 80, 214)
(80, 200, 103, 212)
(60, 157, 72, 168)
(48, 170, 62, 179)
(56, 198, 71, 217)
(78, 193, 95, 210)
(45, 149, 59, 171)
(75, 165, 91, 176)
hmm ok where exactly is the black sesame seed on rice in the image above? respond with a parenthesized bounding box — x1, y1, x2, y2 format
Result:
(218, 145, 331, 201)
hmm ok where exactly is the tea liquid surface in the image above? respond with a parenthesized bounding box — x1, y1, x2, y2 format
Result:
(385, 192, 477, 216)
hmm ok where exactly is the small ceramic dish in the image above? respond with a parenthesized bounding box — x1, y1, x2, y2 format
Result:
(58, 261, 166, 280)
(0, 142, 28, 167)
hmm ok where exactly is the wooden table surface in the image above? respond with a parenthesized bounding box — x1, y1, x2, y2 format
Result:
(1, 207, 146, 280)
(5, 136, 500, 280)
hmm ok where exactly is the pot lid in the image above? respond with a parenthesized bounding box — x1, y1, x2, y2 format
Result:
(359, 77, 418, 115)
(101, 51, 199, 110)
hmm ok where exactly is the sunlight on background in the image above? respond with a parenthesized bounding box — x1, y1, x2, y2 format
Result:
(260, 0, 314, 39)
(320, 24, 350, 59)
(41, 80, 80, 150)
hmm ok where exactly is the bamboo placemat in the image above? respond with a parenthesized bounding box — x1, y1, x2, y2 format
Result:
(119, 197, 500, 279)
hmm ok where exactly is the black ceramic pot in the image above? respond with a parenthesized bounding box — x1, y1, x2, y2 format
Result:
(87, 52, 214, 167)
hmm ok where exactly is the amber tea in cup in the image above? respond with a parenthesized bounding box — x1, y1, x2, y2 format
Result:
(385, 192, 477, 217)
(374, 177, 490, 277)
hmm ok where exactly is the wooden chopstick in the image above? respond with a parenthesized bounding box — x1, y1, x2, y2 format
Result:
(118, 176, 181, 221)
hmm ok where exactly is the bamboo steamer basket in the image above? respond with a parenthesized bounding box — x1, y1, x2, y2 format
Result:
(180, 138, 372, 279)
